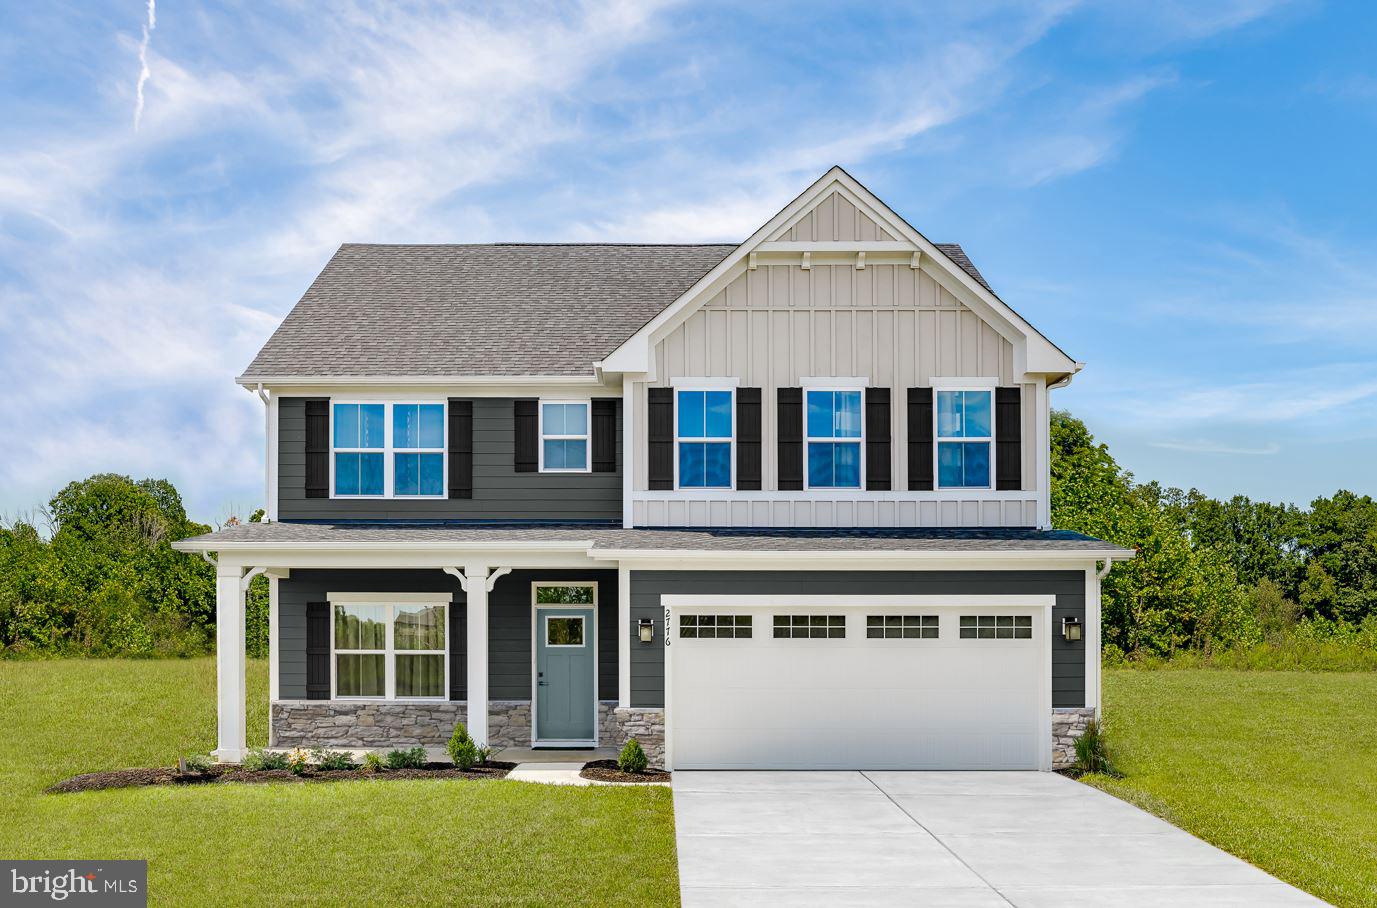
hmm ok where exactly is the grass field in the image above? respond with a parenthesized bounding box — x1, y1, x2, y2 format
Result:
(0, 659, 679, 907)
(1089, 670, 1377, 908)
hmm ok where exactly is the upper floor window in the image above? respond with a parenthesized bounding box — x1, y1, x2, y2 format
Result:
(332, 402, 445, 498)
(540, 401, 589, 472)
(806, 390, 862, 488)
(677, 389, 732, 488)
(936, 390, 991, 489)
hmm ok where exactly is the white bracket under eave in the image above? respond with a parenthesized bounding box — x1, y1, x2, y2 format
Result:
(910, 250, 922, 270)
(800, 251, 811, 270)
(855, 251, 866, 270)
(239, 566, 267, 592)
(747, 252, 757, 271)
(443, 566, 512, 593)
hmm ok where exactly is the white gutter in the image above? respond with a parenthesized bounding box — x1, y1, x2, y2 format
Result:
(235, 374, 609, 388)
(590, 548, 1133, 564)
(170, 538, 596, 553)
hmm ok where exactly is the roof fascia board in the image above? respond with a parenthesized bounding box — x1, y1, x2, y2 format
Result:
(237, 374, 610, 388)
(588, 551, 1126, 571)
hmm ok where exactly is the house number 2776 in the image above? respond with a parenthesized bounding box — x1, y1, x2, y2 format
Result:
(664, 607, 671, 646)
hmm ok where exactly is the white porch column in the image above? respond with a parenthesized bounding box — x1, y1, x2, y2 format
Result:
(215, 563, 248, 762)
(618, 563, 631, 708)
(465, 562, 490, 748)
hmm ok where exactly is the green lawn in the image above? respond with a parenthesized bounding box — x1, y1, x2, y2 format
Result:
(0, 659, 679, 907)
(1088, 670, 1377, 908)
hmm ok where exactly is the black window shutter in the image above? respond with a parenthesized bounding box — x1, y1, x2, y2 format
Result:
(907, 387, 934, 491)
(447, 399, 473, 499)
(306, 602, 330, 700)
(865, 388, 892, 490)
(647, 388, 674, 490)
(996, 386, 1022, 491)
(592, 399, 618, 473)
(736, 388, 762, 490)
(513, 400, 538, 472)
(777, 387, 803, 490)
(304, 399, 329, 499)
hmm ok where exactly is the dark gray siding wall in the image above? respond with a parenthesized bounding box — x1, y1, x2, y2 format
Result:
(629, 570, 1086, 709)
(278, 569, 617, 702)
(278, 397, 621, 522)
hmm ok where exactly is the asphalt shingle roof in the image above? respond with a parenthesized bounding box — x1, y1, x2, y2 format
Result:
(175, 522, 1129, 555)
(240, 241, 995, 380)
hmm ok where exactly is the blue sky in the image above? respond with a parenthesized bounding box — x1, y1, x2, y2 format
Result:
(2, 0, 1374, 523)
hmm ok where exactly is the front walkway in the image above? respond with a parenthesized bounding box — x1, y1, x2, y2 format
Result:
(673, 771, 1325, 907)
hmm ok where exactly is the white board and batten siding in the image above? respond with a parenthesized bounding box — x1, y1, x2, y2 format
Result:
(630, 260, 1047, 529)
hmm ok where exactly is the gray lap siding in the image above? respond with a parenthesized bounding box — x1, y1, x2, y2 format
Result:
(629, 569, 1087, 709)
(277, 569, 617, 702)
(277, 397, 621, 522)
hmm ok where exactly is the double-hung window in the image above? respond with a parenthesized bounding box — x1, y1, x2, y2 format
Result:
(936, 390, 992, 489)
(332, 402, 445, 497)
(805, 389, 862, 488)
(393, 404, 445, 496)
(676, 389, 732, 488)
(332, 597, 448, 700)
(540, 401, 589, 472)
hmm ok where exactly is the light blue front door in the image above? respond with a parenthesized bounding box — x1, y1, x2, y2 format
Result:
(535, 607, 596, 742)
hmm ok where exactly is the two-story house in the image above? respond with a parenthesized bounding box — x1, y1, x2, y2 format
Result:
(175, 168, 1130, 771)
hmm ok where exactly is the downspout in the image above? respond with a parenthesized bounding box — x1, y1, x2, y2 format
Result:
(254, 383, 274, 522)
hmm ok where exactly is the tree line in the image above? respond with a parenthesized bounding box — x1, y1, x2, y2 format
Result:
(1, 416, 1375, 660)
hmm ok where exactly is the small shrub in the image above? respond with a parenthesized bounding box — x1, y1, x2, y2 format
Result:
(618, 738, 649, 774)
(287, 748, 311, 775)
(385, 746, 427, 770)
(242, 748, 290, 772)
(446, 722, 492, 770)
(1074, 719, 1118, 776)
(312, 749, 357, 771)
(180, 754, 212, 774)
(360, 751, 384, 773)
(1100, 642, 1128, 668)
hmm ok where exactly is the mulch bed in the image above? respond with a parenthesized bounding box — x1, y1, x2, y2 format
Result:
(579, 759, 671, 784)
(47, 762, 516, 794)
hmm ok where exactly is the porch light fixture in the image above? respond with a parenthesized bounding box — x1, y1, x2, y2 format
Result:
(638, 619, 655, 644)
(1062, 617, 1083, 642)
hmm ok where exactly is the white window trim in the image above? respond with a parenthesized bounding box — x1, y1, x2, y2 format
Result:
(329, 401, 448, 499)
(930, 376, 999, 390)
(800, 375, 869, 389)
(538, 399, 591, 473)
(327, 594, 451, 702)
(543, 614, 588, 648)
(669, 376, 739, 389)
(803, 387, 865, 491)
(934, 387, 994, 491)
(674, 387, 735, 490)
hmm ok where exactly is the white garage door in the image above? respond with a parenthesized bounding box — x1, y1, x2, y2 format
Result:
(667, 603, 1049, 770)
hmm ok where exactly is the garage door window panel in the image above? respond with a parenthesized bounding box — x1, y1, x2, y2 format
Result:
(960, 615, 1032, 639)
(679, 615, 751, 639)
(773, 614, 846, 639)
(867, 615, 939, 639)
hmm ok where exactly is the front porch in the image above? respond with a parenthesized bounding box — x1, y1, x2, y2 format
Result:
(199, 536, 666, 766)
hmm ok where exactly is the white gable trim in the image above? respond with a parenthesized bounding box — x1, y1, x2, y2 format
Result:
(597, 167, 1080, 379)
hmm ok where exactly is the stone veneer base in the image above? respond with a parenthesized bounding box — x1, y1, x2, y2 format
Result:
(270, 700, 667, 766)
(1052, 707, 1097, 769)
(271, 700, 1083, 771)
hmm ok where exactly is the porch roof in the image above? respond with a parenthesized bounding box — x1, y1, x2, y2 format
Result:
(173, 522, 1131, 557)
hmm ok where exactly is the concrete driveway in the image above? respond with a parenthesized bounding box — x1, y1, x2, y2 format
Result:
(673, 771, 1325, 907)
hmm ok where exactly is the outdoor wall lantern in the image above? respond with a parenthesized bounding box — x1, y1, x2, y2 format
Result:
(1062, 617, 1083, 642)
(638, 619, 655, 644)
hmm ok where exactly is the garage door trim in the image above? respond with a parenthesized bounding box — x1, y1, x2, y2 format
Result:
(661, 594, 1055, 771)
